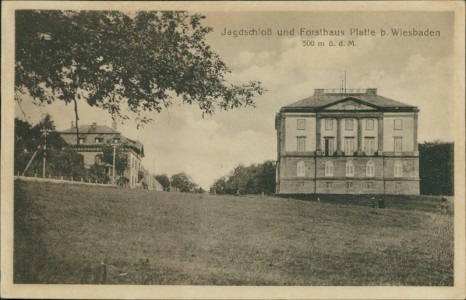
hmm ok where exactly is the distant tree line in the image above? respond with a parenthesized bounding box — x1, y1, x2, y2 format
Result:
(419, 141, 454, 196)
(155, 173, 204, 193)
(209, 160, 276, 195)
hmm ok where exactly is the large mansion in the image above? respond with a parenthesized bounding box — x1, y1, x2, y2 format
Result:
(60, 122, 144, 188)
(275, 88, 420, 195)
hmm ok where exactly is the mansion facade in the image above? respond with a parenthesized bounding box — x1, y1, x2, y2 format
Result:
(275, 88, 420, 195)
(60, 122, 144, 188)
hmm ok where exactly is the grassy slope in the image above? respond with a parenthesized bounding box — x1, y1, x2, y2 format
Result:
(14, 180, 453, 285)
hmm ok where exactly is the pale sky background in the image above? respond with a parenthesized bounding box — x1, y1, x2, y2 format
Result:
(15, 11, 456, 189)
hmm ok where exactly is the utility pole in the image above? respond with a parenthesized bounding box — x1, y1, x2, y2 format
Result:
(40, 128, 52, 178)
(111, 143, 118, 186)
(112, 145, 116, 185)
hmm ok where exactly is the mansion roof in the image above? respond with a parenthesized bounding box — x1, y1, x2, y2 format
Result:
(59, 123, 144, 157)
(282, 88, 419, 113)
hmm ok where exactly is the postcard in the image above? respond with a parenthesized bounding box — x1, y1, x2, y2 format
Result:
(2, 1, 465, 299)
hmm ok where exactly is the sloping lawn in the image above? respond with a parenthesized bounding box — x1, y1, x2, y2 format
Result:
(14, 180, 453, 285)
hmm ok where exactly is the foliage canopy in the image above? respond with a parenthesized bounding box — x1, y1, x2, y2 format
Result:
(210, 160, 276, 195)
(15, 10, 265, 128)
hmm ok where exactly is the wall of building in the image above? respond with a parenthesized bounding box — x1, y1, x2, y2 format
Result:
(126, 152, 141, 188)
(339, 118, 358, 153)
(279, 157, 316, 179)
(384, 180, 420, 194)
(383, 113, 416, 153)
(383, 157, 419, 179)
(284, 115, 316, 152)
(319, 118, 337, 148)
(277, 156, 420, 194)
(278, 179, 315, 194)
(361, 118, 379, 152)
(81, 152, 98, 166)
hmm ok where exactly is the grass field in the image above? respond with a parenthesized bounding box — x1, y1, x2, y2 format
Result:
(14, 180, 453, 285)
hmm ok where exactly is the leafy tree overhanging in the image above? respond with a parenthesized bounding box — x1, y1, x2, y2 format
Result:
(15, 10, 265, 142)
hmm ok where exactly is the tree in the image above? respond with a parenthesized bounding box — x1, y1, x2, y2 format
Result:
(47, 148, 85, 179)
(154, 174, 170, 190)
(419, 141, 454, 195)
(210, 176, 233, 194)
(14, 115, 84, 177)
(170, 172, 198, 193)
(100, 144, 129, 177)
(210, 160, 276, 195)
(15, 10, 265, 143)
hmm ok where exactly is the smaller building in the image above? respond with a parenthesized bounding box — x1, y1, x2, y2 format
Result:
(60, 122, 144, 188)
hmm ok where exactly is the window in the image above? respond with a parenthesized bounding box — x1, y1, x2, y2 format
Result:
(95, 155, 102, 165)
(365, 138, 375, 156)
(394, 161, 403, 177)
(325, 119, 333, 130)
(344, 138, 355, 156)
(95, 137, 103, 144)
(297, 119, 306, 130)
(345, 119, 354, 130)
(297, 137, 306, 152)
(366, 161, 375, 177)
(78, 137, 85, 144)
(326, 182, 333, 190)
(346, 161, 354, 177)
(324, 138, 335, 156)
(366, 119, 374, 130)
(395, 182, 402, 190)
(113, 137, 120, 144)
(346, 182, 353, 190)
(297, 161, 305, 177)
(325, 161, 333, 177)
(394, 137, 402, 153)
(366, 182, 375, 190)
(394, 119, 403, 130)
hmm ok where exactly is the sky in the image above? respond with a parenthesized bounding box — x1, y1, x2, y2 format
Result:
(15, 10, 456, 189)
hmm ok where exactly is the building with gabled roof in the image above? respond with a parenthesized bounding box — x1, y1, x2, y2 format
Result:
(59, 122, 144, 188)
(275, 88, 420, 194)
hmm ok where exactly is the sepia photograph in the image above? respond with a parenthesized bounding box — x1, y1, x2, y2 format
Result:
(1, 1, 465, 299)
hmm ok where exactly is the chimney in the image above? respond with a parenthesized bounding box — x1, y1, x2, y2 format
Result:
(71, 121, 75, 128)
(366, 88, 377, 95)
(112, 121, 117, 131)
(314, 89, 324, 95)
